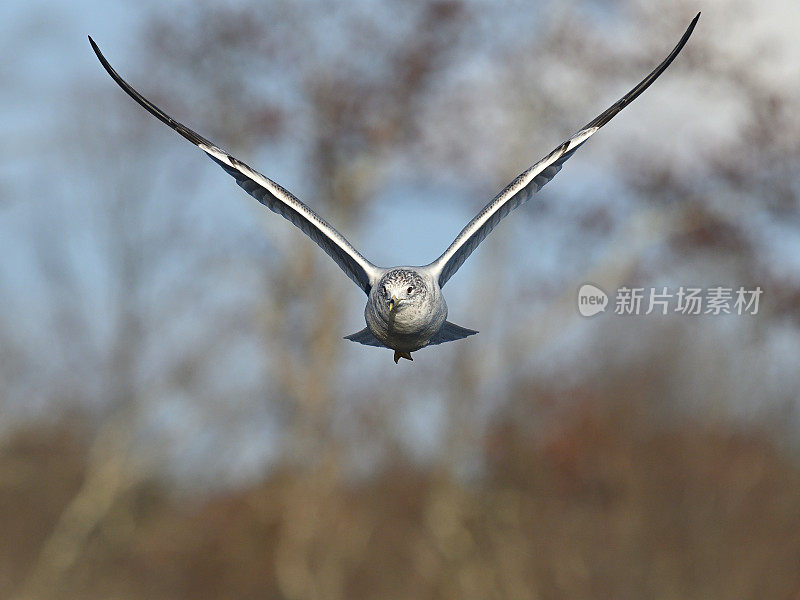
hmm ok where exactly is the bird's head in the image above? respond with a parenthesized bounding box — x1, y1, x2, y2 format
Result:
(378, 269, 427, 313)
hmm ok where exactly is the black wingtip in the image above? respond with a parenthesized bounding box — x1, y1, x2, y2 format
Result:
(88, 34, 213, 149)
(582, 13, 700, 131)
(688, 12, 701, 35)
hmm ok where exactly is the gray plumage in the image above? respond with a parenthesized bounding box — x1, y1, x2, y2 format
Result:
(89, 14, 698, 363)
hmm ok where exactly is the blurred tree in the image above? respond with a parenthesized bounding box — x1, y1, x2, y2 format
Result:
(3, 0, 800, 598)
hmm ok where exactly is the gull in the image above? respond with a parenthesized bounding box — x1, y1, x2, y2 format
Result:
(89, 13, 698, 363)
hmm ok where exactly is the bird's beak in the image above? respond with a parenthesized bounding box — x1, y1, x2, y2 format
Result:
(388, 295, 398, 312)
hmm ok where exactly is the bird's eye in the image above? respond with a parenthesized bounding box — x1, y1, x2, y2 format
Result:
(407, 286, 414, 294)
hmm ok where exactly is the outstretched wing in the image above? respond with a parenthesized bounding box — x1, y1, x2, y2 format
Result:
(428, 13, 699, 288)
(89, 37, 381, 295)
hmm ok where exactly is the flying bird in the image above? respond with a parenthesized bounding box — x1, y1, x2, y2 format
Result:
(89, 14, 698, 363)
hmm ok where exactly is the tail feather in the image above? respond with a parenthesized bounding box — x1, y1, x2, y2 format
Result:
(344, 327, 385, 347)
(345, 321, 478, 351)
(428, 321, 478, 346)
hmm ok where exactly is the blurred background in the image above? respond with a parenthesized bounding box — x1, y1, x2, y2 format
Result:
(2, 0, 800, 598)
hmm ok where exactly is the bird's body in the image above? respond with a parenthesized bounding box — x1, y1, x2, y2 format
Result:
(363, 268, 450, 362)
(345, 266, 477, 361)
(89, 14, 698, 362)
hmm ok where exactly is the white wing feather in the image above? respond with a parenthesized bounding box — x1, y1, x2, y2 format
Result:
(428, 13, 699, 288)
(90, 37, 381, 294)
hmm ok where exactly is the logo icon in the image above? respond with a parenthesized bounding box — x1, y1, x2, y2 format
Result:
(578, 284, 608, 317)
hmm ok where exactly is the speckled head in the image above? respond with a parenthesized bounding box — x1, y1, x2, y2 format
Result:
(377, 269, 428, 312)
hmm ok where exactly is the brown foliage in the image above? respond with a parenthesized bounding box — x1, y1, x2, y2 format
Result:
(3, 404, 800, 600)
